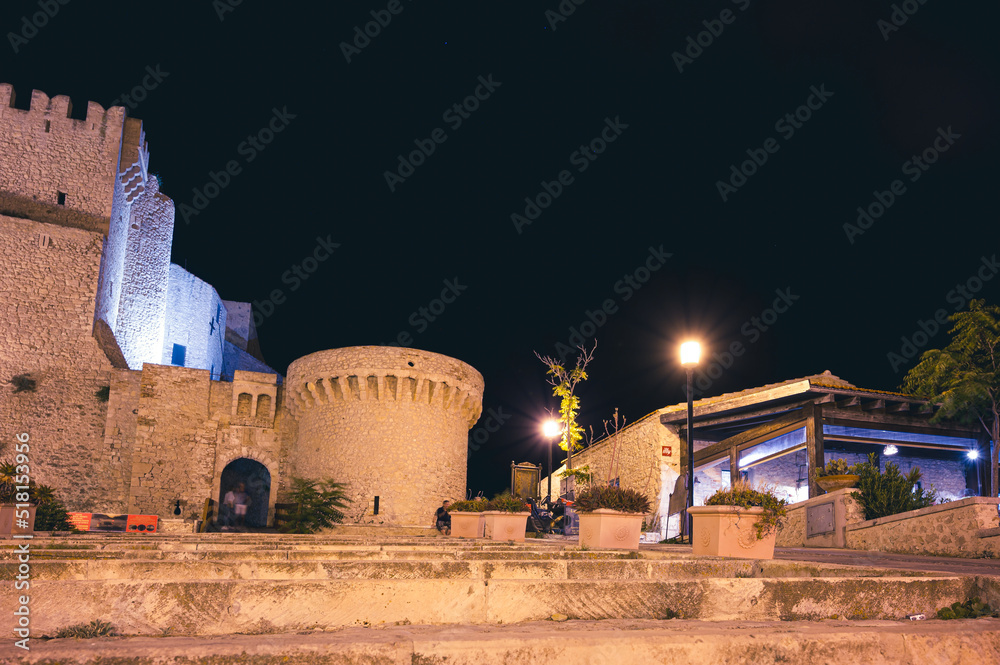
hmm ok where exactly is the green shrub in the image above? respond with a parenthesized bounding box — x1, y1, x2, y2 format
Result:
(52, 619, 117, 639)
(936, 598, 997, 619)
(449, 498, 488, 512)
(11, 374, 36, 393)
(485, 491, 528, 513)
(279, 477, 351, 534)
(31, 484, 75, 531)
(816, 458, 861, 478)
(705, 480, 788, 540)
(851, 453, 936, 521)
(573, 485, 651, 513)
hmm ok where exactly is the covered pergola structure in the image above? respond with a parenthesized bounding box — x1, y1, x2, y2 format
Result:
(661, 372, 991, 507)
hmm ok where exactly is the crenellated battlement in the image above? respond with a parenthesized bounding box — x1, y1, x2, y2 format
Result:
(0, 84, 126, 132)
(286, 347, 485, 427)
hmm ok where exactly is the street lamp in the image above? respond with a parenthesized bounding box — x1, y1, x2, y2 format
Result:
(542, 419, 562, 500)
(680, 341, 701, 543)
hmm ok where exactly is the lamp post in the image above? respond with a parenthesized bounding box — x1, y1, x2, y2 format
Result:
(542, 420, 562, 500)
(680, 341, 701, 543)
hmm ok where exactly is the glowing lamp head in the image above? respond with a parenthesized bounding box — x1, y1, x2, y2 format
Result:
(968, 449, 980, 460)
(883, 444, 899, 456)
(680, 341, 701, 367)
(542, 420, 562, 438)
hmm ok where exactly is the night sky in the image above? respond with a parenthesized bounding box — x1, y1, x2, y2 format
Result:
(3, 1, 998, 496)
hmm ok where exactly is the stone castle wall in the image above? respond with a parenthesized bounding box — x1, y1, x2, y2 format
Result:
(161, 264, 227, 377)
(0, 85, 124, 221)
(285, 347, 484, 526)
(0, 214, 128, 509)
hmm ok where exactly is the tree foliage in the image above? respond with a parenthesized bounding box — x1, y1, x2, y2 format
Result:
(279, 477, 351, 534)
(851, 453, 936, 521)
(901, 299, 1000, 496)
(534, 341, 597, 466)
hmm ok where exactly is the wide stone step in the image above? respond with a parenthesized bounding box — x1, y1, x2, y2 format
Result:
(2, 576, 979, 636)
(5, 618, 999, 664)
(0, 557, 940, 582)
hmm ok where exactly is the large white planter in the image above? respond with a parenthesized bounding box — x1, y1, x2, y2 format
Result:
(482, 511, 530, 542)
(577, 509, 645, 550)
(687, 505, 777, 559)
(449, 511, 485, 538)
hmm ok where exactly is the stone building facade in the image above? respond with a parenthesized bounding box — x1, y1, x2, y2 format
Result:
(0, 84, 483, 526)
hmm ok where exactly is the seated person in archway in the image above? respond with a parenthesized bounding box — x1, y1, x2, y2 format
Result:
(433, 500, 451, 535)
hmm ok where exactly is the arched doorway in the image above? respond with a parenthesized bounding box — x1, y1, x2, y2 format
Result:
(219, 458, 271, 528)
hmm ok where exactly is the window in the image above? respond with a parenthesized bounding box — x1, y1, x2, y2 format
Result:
(171, 344, 186, 366)
(57, 191, 66, 205)
(237, 393, 253, 416)
(44, 120, 50, 133)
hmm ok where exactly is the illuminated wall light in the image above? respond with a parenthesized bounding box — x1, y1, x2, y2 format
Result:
(883, 444, 899, 456)
(967, 449, 980, 460)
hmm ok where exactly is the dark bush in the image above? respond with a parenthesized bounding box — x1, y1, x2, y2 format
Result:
(574, 485, 651, 514)
(851, 453, 936, 521)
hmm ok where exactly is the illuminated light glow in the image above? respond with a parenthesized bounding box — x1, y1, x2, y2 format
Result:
(542, 420, 562, 438)
(883, 444, 899, 456)
(968, 449, 980, 460)
(680, 341, 701, 366)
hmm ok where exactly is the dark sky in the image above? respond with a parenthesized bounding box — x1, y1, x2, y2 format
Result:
(3, 0, 998, 496)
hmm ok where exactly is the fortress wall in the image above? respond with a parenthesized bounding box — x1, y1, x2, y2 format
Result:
(127, 364, 221, 516)
(286, 347, 484, 526)
(161, 264, 227, 377)
(115, 182, 174, 369)
(0, 85, 125, 221)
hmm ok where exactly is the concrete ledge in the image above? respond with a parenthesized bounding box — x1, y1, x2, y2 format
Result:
(4, 619, 999, 665)
(847, 497, 1000, 530)
(1, 576, 976, 635)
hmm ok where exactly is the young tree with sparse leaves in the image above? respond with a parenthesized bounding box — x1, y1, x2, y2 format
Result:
(535, 341, 596, 470)
(902, 300, 1000, 497)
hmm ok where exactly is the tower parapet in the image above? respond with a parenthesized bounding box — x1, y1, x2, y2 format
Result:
(285, 347, 484, 525)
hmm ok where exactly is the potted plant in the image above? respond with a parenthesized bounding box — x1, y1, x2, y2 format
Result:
(447, 498, 488, 538)
(813, 458, 862, 493)
(482, 492, 530, 542)
(687, 480, 787, 559)
(574, 485, 650, 550)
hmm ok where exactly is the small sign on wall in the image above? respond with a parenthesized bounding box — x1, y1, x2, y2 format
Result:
(661, 446, 672, 457)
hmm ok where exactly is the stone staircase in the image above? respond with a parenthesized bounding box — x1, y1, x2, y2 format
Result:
(2, 532, 999, 664)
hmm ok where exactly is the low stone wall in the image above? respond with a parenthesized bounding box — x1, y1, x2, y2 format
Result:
(777, 488, 865, 549)
(845, 497, 1000, 558)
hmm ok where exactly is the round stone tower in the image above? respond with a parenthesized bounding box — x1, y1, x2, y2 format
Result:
(284, 346, 484, 526)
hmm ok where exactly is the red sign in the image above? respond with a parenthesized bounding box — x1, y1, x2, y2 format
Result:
(126, 515, 158, 533)
(661, 446, 673, 457)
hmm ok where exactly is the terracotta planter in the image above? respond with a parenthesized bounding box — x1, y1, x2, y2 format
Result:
(482, 511, 530, 542)
(577, 509, 645, 550)
(816, 474, 860, 493)
(687, 505, 777, 559)
(0, 504, 37, 536)
(449, 511, 485, 538)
